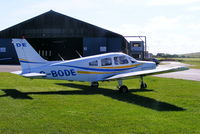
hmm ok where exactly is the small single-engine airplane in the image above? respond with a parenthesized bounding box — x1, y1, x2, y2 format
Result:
(12, 39, 189, 93)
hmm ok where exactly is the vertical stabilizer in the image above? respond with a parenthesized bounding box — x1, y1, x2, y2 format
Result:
(12, 39, 47, 73)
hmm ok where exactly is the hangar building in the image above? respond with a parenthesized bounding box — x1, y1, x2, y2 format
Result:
(0, 10, 128, 64)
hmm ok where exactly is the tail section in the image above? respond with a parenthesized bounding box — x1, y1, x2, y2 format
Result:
(12, 39, 47, 73)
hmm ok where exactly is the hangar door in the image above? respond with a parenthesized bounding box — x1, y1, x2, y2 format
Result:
(28, 38, 83, 61)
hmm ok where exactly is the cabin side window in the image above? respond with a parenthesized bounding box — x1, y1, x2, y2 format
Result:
(114, 56, 129, 65)
(101, 58, 112, 66)
(89, 60, 98, 66)
(114, 57, 120, 65)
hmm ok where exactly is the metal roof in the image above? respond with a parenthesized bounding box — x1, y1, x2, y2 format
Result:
(0, 10, 123, 38)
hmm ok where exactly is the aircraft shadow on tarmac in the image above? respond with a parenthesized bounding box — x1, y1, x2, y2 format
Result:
(0, 83, 185, 112)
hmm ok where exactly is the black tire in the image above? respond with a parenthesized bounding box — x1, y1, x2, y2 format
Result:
(91, 82, 99, 88)
(119, 85, 128, 93)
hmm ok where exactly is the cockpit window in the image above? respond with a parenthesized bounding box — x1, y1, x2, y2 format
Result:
(89, 60, 98, 66)
(129, 57, 136, 63)
(101, 58, 112, 66)
(114, 57, 120, 65)
(114, 56, 129, 65)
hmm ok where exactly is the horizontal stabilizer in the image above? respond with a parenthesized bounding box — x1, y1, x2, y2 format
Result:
(11, 71, 46, 78)
(22, 73, 46, 78)
(11, 71, 22, 75)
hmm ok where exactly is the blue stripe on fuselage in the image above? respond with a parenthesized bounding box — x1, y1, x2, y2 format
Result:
(53, 65, 141, 72)
(19, 60, 46, 64)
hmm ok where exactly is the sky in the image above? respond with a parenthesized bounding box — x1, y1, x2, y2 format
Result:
(0, 0, 200, 54)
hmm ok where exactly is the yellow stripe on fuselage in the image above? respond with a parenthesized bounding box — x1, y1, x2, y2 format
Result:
(19, 58, 29, 62)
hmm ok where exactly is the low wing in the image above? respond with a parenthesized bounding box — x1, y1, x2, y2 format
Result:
(106, 66, 189, 80)
(11, 71, 46, 78)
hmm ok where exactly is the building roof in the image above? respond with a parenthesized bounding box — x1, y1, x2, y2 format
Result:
(0, 10, 122, 38)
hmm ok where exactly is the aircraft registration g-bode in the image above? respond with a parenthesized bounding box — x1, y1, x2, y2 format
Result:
(12, 39, 189, 93)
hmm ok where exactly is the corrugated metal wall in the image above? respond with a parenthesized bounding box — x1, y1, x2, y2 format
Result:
(0, 39, 19, 64)
(83, 37, 122, 56)
(107, 38, 122, 52)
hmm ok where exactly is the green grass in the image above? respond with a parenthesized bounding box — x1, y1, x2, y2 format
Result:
(176, 58, 200, 69)
(0, 73, 200, 134)
(181, 52, 200, 58)
(159, 58, 200, 69)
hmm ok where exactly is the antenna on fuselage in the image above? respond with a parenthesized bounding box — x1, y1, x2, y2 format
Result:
(76, 50, 82, 58)
(58, 53, 64, 61)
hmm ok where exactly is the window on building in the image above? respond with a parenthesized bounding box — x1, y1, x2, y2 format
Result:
(114, 56, 129, 65)
(89, 60, 98, 66)
(101, 58, 112, 66)
(38, 50, 52, 57)
(100, 46, 107, 52)
(0, 47, 6, 53)
(49, 50, 52, 56)
(41, 50, 44, 57)
(45, 50, 48, 57)
(132, 43, 141, 47)
(83, 47, 87, 51)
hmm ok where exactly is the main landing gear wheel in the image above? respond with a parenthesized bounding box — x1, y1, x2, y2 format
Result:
(140, 76, 147, 89)
(119, 85, 128, 93)
(140, 82, 147, 89)
(91, 82, 99, 88)
(118, 80, 128, 93)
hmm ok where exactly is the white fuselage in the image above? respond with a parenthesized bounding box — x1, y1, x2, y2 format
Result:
(30, 52, 156, 82)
